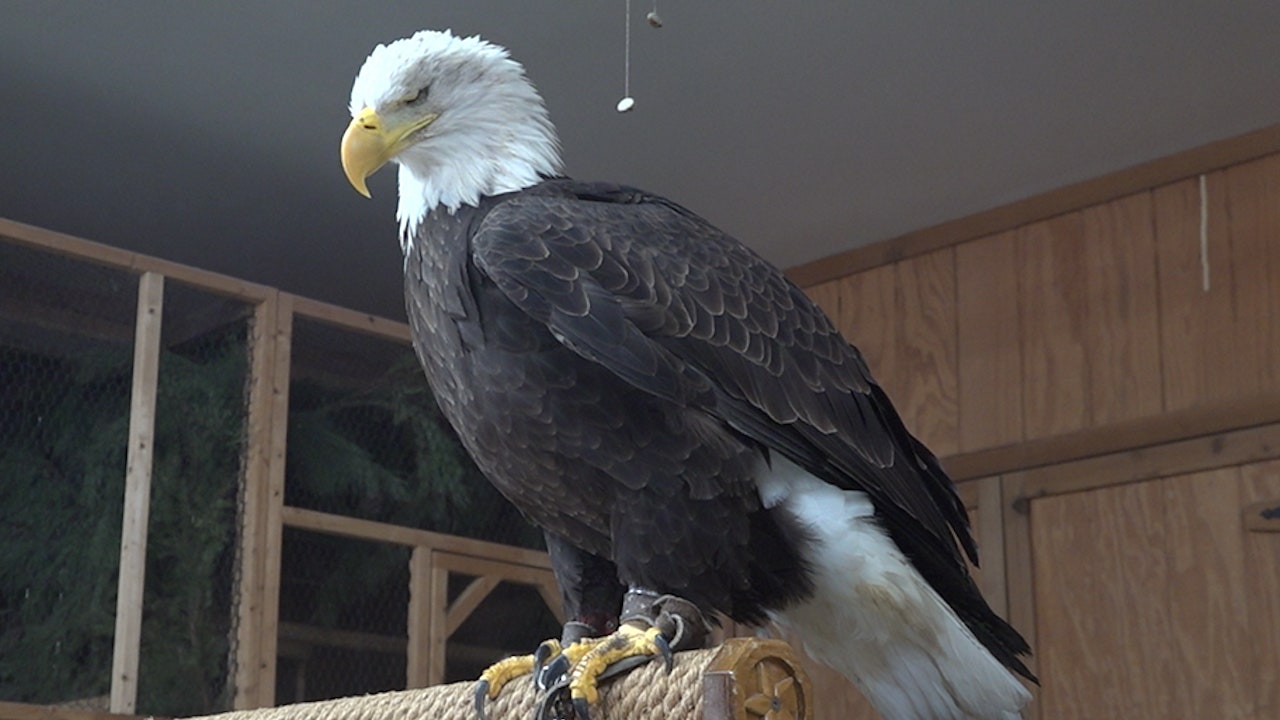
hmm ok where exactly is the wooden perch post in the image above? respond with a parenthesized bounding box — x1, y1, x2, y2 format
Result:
(190, 638, 811, 720)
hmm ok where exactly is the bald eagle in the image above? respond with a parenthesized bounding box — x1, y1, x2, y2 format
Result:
(341, 30, 1033, 720)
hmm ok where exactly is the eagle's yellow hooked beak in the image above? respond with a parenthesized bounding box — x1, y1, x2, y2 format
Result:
(340, 106, 438, 198)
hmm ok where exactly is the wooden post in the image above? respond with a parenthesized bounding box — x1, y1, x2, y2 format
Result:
(426, 554, 450, 686)
(232, 291, 293, 709)
(109, 271, 165, 714)
(976, 475, 1009, 618)
(1001, 473, 1040, 717)
(233, 292, 278, 709)
(258, 294, 294, 706)
(406, 546, 431, 688)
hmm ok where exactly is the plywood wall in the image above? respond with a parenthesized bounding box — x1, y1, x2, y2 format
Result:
(1030, 462, 1279, 719)
(798, 145, 1280, 720)
(805, 152, 1280, 455)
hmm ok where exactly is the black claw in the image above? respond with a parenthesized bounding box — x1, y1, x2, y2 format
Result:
(654, 633, 674, 673)
(537, 653, 571, 692)
(535, 681, 569, 720)
(473, 680, 490, 720)
(533, 642, 553, 688)
(534, 641, 556, 668)
(572, 696, 592, 720)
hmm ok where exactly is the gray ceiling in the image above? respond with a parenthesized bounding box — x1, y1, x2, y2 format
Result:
(3, 2, 1279, 320)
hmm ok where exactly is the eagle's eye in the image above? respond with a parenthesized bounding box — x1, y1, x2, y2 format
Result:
(402, 87, 428, 105)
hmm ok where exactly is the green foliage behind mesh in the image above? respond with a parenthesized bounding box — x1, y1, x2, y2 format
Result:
(285, 357, 540, 545)
(1, 322, 540, 712)
(0, 326, 247, 714)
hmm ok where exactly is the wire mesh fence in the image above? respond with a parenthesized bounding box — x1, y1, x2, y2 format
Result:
(0, 242, 140, 709)
(0, 233, 560, 715)
(276, 528, 410, 704)
(444, 575, 562, 685)
(279, 316, 551, 700)
(135, 281, 253, 716)
(284, 316, 543, 549)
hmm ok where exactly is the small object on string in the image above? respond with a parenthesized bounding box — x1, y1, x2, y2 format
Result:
(619, 0, 634, 112)
(619, 0, 662, 113)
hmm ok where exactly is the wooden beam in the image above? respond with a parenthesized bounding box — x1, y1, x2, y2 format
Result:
(0, 702, 142, 720)
(535, 580, 567, 626)
(0, 217, 272, 303)
(109, 272, 164, 715)
(431, 552, 557, 588)
(290, 294, 411, 343)
(280, 506, 553, 569)
(277, 621, 405, 654)
(786, 123, 1280, 288)
(1009, 422, 1280, 501)
(445, 575, 502, 636)
(943, 390, 1280, 483)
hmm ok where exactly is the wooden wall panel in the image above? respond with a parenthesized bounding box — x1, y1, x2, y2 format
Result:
(891, 249, 959, 456)
(956, 231, 1023, 452)
(1241, 460, 1280, 718)
(804, 147, 1280, 450)
(786, 144, 1280, 719)
(1164, 469, 1253, 719)
(1031, 481, 1173, 719)
(1154, 171, 1242, 411)
(1017, 213, 1091, 440)
(1222, 154, 1280, 399)
(1031, 466, 1276, 719)
(1154, 155, 1280, 413)
(1080, 193, 1164, 425)
(807, 254, 959, 454)
(832, 264, 898, 391)
(803, 278, 842, 323)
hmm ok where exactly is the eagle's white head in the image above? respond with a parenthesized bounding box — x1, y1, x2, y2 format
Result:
(341, 30, 562, 249)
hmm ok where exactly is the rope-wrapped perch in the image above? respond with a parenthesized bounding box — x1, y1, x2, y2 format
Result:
(193, 638, 810, 720)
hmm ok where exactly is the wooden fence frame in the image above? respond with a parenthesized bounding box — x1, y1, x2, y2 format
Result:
(0, 219, 562, 715)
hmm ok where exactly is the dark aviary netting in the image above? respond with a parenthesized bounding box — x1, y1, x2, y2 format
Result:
(0, 269, 541, 713)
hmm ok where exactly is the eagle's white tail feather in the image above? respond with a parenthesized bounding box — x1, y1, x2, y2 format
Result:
(759, 458, 1031, 720)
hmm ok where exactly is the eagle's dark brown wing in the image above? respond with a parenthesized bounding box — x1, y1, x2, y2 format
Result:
(463, 178, 1030, 677)
(471, 183, 968, 553)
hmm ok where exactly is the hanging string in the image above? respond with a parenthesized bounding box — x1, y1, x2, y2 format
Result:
(1199, 173, 1210, 292)
(617, 0, 661, 113)
(617, 0, 635, 112)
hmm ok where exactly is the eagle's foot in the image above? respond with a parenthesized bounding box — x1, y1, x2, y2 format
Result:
(535, 623, 670, 720)
(536, 592, 711, 720)
(473, 630, 599, 720)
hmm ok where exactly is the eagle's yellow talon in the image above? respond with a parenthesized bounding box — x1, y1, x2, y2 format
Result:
(567, 624, 667, 706)
(478, 653, 538, 699)
(475, 635, 612, 720)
